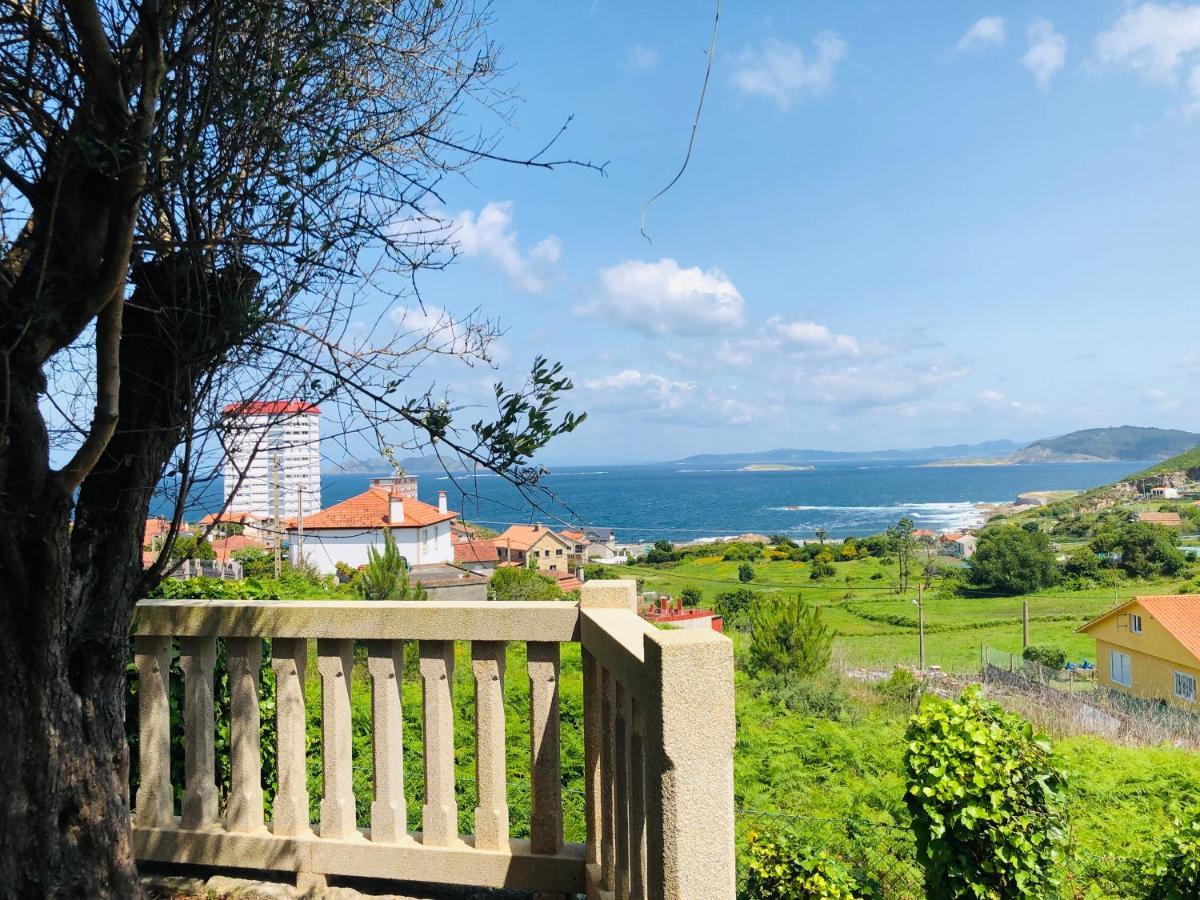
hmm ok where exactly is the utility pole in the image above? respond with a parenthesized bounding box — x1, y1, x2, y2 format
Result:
(272, 453, 282, 579)
(296, 485, 305, 569)
(1022, 600, 1029, 649)
(917, 582, 925, 671)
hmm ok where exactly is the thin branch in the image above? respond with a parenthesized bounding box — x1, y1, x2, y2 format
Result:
(639, 0, 720, 243)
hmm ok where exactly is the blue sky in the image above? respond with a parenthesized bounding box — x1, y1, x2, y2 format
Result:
(379, 2, 1200, 464)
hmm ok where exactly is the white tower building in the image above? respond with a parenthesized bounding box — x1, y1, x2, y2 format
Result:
(221, 401, 321, 521)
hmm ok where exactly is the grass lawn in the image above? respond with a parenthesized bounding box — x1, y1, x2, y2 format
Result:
(595, 556, 1190, 675)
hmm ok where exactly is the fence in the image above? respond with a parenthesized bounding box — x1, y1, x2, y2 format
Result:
(129, 581, 737, 898)
(981, 646, 1200, 748)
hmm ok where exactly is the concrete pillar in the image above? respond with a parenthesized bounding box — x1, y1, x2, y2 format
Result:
(271, 637, 311, 836)
(420, 640, 457, 845)
(180, 635, 218, 829)
(581, 647, 602, 867)
(318, 638, 356, 838)
(528, 641, 562, 855)
(367, 639, 406, 842)
(227, 637, 265, 832)
(134, 635, 172, 826)
(629, 696, 647, 900)
(614, 680, 630, 896)
(643, 629, 736, 899)
(471, 641, 509, 850)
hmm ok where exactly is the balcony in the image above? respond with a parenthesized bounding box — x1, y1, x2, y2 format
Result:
(130, 580, 735, 898)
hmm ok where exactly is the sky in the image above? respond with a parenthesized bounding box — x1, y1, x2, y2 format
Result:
(370, 1, 1200, 464)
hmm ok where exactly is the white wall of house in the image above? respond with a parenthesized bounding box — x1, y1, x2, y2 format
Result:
(294, 521, 453, 574)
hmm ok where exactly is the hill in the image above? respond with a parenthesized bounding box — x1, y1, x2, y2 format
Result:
(675, 439, 1022, 466)
(1127, 445, 1200, 480)
(1011, 426, 1200, 463)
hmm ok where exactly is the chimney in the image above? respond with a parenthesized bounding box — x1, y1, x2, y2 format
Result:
(438, 490, 448, 514)
(389, 488, 404, 524)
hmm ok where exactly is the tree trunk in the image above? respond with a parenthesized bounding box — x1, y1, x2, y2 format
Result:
(0, 256, 257, 896)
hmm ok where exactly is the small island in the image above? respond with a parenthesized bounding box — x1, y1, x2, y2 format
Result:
(739, 463, 816, 472)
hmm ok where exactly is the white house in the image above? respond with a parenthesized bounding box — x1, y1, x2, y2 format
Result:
(290, 477, 455, 575)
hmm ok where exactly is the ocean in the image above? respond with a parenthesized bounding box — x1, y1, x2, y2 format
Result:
(161, 459, 1147, 545)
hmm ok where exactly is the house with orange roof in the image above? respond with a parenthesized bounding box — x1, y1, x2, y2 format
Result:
(210, 534, 266, 565)
(1078, 595, 1200, 708)
(287, 477, 456, 575)
(496, 524, 576, 574)
(1136, 511, 1182, 529)
(453, 539, 499, 576)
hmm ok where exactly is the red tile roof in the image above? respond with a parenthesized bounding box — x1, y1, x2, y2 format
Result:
(292, 486, 455, 530)
(211, 535, 265, 562)
(1132, 596, 1200, 661)
(144, 517, 171, 545)
(454, 540, 499, 564)
(555, 572, 583, 592)
(198, 510, 260, 526)
(560, 529, 586, 542)
(222, 400, 320, 416)
(1138, 511, 1182, 525)
(497, 524, 573, 552)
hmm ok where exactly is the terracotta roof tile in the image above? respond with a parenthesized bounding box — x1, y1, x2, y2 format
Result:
(1138, 512, 1182, 525)
(222, 400, 319, 416)
(454, 540, 499, 564)
(497, 524, 573, 552)
(211, 535, 265, 562)
(293, 486, 455, 530)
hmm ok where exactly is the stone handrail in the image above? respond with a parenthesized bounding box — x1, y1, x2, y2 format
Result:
(129, 582, 734, 898)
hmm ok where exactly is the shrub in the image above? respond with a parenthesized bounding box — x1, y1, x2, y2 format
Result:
(583, 563, 622, 580)
(646, 540, 681, 564)
(1142, 815, 1200, 898)
(744, 829, 865, 899)
(869, 572, 884, 581)
(874, 667, 921, 706)
(739, 562, 756, 583)
(757, 670, 849, 719)
(809, 559, 836, 580)
(168, 533, 216, 560)
(231, 546, 273, 578)
(1091, 522, 1187, 579)
(1022, 645, 1068, 671)
(747, 595, 832, 679)
(488, 565, 562, 601)
(715, 587, 759, 625)
(679, 586, 703, 607)
(723, 541, 764, 561)
(903, 688, 1066, 899)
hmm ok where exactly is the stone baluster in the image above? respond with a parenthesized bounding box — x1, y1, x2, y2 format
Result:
(367, 640, 406, 842)
(528, 641, 562, 855)
(601, 667, 618, 892)
(134, 636, 172, 826)
(271, 638, 311, 836)
(629, 696, 647, 899)
(180, 636, 218, 829)
(471, 641, 509, 850)
(420, 640, 457, 846)
(227, 638, 265, 832)
(318, 638, 356, 839)
(614, 679, 631, 897)
(582, 648, 603, 870)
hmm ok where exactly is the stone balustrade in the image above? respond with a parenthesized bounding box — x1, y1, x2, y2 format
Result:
(129, 581, 734, 899)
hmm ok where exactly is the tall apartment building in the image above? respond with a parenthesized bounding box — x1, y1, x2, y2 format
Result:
(221, 400, 321, 522)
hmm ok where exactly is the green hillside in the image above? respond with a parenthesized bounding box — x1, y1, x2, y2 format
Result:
(1014, 426, 1200, 462)
(1128, 445, 1200, 479)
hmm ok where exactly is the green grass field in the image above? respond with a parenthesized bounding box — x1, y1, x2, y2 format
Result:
(596, 554, 1188, 674)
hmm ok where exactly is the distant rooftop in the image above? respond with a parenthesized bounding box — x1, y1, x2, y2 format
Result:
(222, 400, 320, 416)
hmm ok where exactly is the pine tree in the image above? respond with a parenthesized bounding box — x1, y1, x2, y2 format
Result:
(357, 530, 427, 601)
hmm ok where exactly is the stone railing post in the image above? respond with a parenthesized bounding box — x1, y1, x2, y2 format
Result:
(271, 637, 311, 836)
(318, 638, 357, 839)
(367, 640, 406, 842)
(227, 637, 265, 832)
(643, 628, 735, 899)
(420, 640, 457, 846)
(471, 641, 509, 850)
(180, 635, 218, 829)
(528, 641, 562, 855)
(134, 635, 172, 826)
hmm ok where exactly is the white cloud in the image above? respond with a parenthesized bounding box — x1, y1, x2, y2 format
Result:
(805, 363, 969, 411)
(957, 17, 1006, 52)
(1022, 19, 1067, 89)
(732, 33, 848, 108)
(448, 201, 560, 293)
(626, 44, 658, 70)
(979, 388, 1005, 402)
(388, 305, 490, 357)
(586, 258, 745, 336)
(1096, 3, 1200, 81)
(583, 368, 762, 426)
(770, 317, 861, 357)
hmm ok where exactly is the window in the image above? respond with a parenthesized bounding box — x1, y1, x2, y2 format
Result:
(1175, 671, 1197, 702)
(550, 564, 557, 572)
(556, 548, 563, 556)
(1130, 613, 1143, 634)
(1109, 650, 1133, 687)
